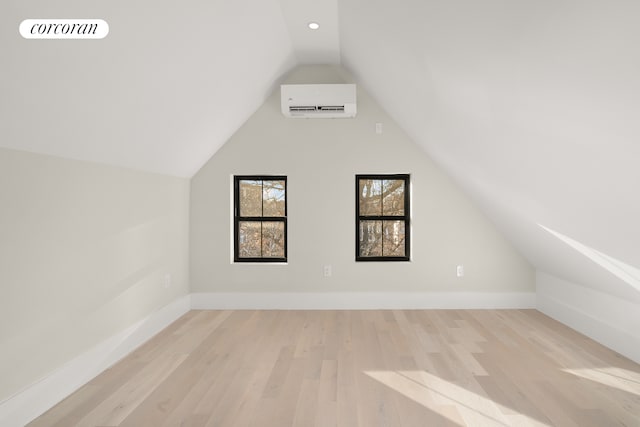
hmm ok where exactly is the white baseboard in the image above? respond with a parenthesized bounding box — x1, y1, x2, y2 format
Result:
(0, 295, 191, 427)
(536, 272, 640, 364)
(190, 291, 537, 310)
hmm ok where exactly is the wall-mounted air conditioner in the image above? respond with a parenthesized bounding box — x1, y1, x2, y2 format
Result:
(281, 84, 357, 118)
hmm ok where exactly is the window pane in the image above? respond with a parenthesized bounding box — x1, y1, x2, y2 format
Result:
(239, 180, 262, 217)
(238, 221, 261, 257)
(359, 220, 382, 256)
(262, 222, 285, 258)
(382, 180, 405, 216)
(359, 179, 382, 216)
(263, 180, 286, 217)
(383, 220, 405, 257)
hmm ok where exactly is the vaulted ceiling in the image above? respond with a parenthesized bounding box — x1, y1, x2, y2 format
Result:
(2, 0, 639, 302)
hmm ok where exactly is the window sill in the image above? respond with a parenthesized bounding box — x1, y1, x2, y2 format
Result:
(232, 262, 288, 266)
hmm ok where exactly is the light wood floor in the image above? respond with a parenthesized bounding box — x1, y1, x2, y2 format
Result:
(29, 310, 640, 426)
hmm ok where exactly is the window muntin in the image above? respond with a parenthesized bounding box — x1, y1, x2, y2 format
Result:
(356, 174, 410, 261)
(234, 176, 287, 262)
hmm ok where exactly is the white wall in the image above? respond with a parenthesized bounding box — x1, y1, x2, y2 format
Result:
(190, 65, 534, 296)
(537, 271, 640, 363)
(0, 148, 190, 402)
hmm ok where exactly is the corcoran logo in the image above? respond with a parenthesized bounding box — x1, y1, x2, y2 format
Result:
(19, 19, 109, 39)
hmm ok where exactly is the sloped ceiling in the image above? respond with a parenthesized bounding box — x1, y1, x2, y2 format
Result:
(2, 1, 639, 301)
(339, 0, 640, 302)
(1, 0, 296, 177)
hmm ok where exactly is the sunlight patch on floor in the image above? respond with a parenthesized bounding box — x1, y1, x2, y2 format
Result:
(562, 367, 640, 395)
(365, 370, 549, 427)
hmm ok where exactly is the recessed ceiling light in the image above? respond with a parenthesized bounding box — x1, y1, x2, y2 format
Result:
(308, 22, 320, 30)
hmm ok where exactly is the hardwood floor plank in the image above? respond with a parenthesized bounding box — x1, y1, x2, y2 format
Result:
(336, 348, 360, 427)
(28, 309, 640, 427)
(75, 353, 187, 427)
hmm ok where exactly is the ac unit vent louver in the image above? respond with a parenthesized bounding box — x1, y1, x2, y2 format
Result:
(281, 84, 356, 118)
(289, 105, 345, 113)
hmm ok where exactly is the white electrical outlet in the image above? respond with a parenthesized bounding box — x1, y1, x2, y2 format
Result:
(375, 122, 383, 134)
(323, 265, 332, 277)
(456, 265, 464, 277)
(163, 273, 172, 288)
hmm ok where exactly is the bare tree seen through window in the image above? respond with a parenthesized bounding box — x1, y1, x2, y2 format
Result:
(357, 175, 409, 261)
(235, 177, 287, 262)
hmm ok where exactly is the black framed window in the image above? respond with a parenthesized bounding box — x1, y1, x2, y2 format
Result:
(234, 176, 287, 262)
(356, 174, 410, 261)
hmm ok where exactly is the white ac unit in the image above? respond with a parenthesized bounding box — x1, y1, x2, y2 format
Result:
(281, 84, 357, 118)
